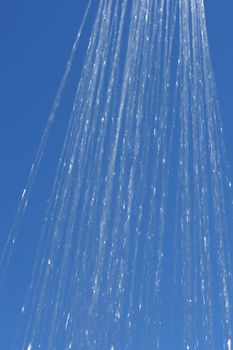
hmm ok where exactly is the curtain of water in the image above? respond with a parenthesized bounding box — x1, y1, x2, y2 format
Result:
(1, 0, 232, 349)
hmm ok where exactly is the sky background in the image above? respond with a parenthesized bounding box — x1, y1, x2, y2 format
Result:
(0, 0, 232, 348)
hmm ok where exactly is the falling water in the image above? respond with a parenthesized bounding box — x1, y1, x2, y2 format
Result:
(1, 0, 233, 349)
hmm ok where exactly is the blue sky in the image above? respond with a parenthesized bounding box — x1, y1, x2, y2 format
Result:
(0, 1, 232, 349)
(0, 1, 90, 346)
(205, 0, 233, 165)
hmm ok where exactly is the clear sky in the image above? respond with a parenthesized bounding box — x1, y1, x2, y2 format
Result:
(0, 1, 232, 349)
